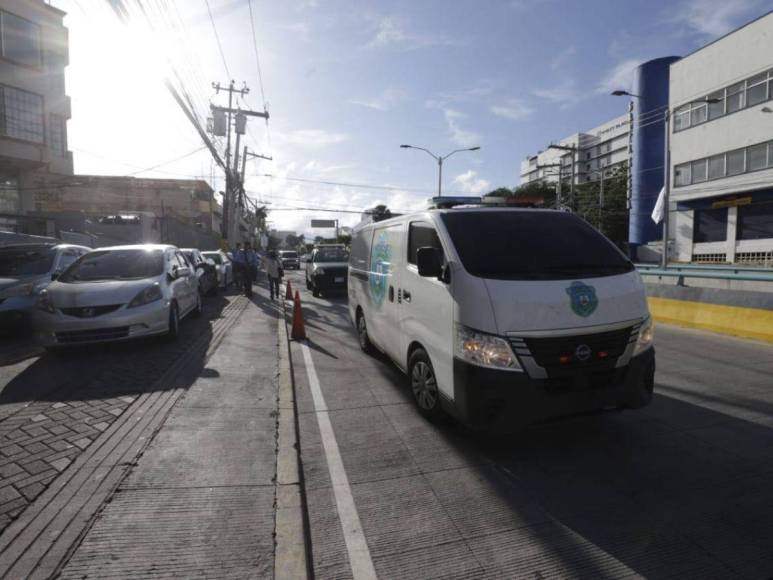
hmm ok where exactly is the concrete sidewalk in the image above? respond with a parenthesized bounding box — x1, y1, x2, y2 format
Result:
(59, 297, 282, 579)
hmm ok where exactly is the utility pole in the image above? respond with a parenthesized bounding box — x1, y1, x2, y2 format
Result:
(548, 143, 578, 210)
(210, 82, 269, 245)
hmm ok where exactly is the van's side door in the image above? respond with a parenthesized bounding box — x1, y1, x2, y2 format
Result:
(400, 221, 455, 401)
(367, 223, 404, 365)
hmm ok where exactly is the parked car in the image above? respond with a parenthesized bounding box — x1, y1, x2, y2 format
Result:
(0, 243, 91, 332)
(278, 250, 300, 270)
(349, 203, 654, 431)
(305, 245, 349, 297)
(34, 244, 201, 348)
(201, 250, 233, 289)
(181, 248, 218, 296)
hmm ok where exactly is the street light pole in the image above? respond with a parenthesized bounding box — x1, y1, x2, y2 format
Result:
(400, 144, 480, 197)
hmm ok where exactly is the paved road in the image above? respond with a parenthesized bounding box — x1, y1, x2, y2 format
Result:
(284, 269, 773, 579)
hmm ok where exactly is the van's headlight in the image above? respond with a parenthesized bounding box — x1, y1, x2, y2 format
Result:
(36, 290, 56, 313)
(634, 317, 654, 356)
(128, 284, 163, 308)
(455, 325, 522, 371)
(314, 267, 325, 275)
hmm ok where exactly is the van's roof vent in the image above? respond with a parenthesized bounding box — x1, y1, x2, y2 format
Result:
(427, 196, 481, 209)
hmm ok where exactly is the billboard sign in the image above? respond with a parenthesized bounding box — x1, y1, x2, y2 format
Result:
(311, 219, 337, 228)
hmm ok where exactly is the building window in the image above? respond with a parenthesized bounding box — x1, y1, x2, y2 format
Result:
(48, 113, 65, 156)
(737, 201, 773, 241)
(747, 143, 767, 172)
(708, 154, 725, 180)
(674, 163, 691, 187)
(746, 72, 768, 107)
(0, 176, 19, 214)
(726, 149, 745, 176)
(691, 159, 708, 183)
(694, 208, 727, 243)
(0, 11, 41, 68)
(726, 81, 746, 114)
(0, 86, 44, 143)
(690, 103, 707, 126)
(707, 90, 725, 120)
(673, 105, 691, 131)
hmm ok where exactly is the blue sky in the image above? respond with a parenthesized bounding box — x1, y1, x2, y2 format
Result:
(54, 0, 771, 234)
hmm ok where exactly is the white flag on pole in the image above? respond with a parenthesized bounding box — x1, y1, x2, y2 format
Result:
(651, 186, 665, 224)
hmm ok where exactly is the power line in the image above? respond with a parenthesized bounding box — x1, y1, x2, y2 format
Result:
(255, 174, 463, 197)
(204, 0, 231, 79)
(246, 0, 267, 107)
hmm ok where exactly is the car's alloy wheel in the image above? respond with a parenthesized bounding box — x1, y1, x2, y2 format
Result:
(409, 349, 444, 421)
(166, 303, 180, 341)
(357, 314, 374, 354)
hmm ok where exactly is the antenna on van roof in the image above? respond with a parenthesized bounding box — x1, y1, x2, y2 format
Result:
(426, 196, 481, 209)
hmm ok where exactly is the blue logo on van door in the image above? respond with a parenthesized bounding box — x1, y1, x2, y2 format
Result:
(565, 281, 598, 317)
(369, 233, 392, 307)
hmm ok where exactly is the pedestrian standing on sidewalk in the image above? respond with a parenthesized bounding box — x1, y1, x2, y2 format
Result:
(232, 243, 246, 290)
(243, 242, 258, 298)
(265, 250, 281, 301)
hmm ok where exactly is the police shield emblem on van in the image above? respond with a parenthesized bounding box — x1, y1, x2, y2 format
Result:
(566, 281, 598, 317)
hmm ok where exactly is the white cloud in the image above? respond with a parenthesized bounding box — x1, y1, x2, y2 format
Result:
(531, 82, 580, 108)
(667, 0, 763, 37)
(279, 22, 311, 40)
(551, 45, 576, 70)
(301, 160, 356, 174)
(296, 0, 318, 10)
(275, 129, 349, 148)
(489, 99, 534, 121)
(349, 88, 407, 111)
(367, 16, 462, 50)
(443, 108, 482, 147)
(453, 170, 491, 195)
(595, 57, 645, 94)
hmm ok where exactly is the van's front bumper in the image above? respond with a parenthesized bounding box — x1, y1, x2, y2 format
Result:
(449, 348, 655, 431)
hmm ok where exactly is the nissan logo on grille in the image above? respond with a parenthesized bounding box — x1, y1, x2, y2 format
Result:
(575, 344, 592, 362)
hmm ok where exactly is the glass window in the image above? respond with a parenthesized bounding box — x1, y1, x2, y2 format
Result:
(708, 154, 725, 180)
(708, 90, 725, 120)
(746, 73, 768, 107)
(439, 211, 633, 280)
(56, 250, 80, 272)
(59, 249, 165, 282)
(673, 106, 691, 131)
(1, 11, 41, 67)
(726, 82, 745, 113)
(350, 230, 371, 270)
(314, 248, 349, 263)
(693, 208, 727, 243)
(674, 163, 691, 187)
(690, 103, 707, 125)
(748, 143, 767, 171)
(1, 86, 44, 143)
(48, 114, 66, 156)
(691, 159, 708, 183)
(769, 142, 773, 168)
(737, 201, 773, 240)
(726, 149, 745, 175)
(0, 176, 18, 214)
(408, 223, 442, 265)
(0, 245, 55, 276)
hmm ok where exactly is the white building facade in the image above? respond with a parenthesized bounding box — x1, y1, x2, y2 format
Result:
(519, 114, 631, 190)
(0, 0, 72, 233)
(668, 11, 773, 265)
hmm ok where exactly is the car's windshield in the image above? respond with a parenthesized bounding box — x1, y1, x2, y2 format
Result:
(440, 211, 634, 280)
(202, 253, 221, 264)
(59, 249, 165, 282)
(280, 252, 298, 258)
(315, 249, 349, 263)
(0, 246, 56, 277)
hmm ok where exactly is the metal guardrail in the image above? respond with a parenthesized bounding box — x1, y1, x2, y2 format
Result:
(637, 266, 773, 283)
(636, 262, 773, 275)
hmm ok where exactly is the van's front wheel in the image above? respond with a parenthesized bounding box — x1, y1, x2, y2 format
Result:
(409, 349, 444, 422)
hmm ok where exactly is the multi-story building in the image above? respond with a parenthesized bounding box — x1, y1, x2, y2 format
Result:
(519, 114, 631, 190)
(668, 10, 773, 264)
(0, 0, 72, 233)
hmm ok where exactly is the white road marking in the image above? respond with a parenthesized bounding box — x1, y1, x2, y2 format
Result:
(300, 342, 377, 580)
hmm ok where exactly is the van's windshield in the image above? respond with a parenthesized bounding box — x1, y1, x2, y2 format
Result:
(440, 211, 634, 280)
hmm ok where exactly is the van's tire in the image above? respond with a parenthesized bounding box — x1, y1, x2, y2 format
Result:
(356, 312, 375, 355)
(624, 358, 655, 409)
(306, 277, 312, 290)
(312, 284, 321, 298)
(166, 303, 180, 341)
(408, 348, 445, 422)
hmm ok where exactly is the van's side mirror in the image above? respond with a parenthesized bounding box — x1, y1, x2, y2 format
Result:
(417, 247, 442, 278)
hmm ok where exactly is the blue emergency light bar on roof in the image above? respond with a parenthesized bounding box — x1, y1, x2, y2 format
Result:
(426, 196, 482, 209)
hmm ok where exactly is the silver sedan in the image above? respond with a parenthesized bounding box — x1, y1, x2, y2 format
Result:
(34, 244, 201, 348)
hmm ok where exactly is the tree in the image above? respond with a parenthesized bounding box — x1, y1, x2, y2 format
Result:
(573, 162, 628, 242)
(483, 187, 515, 198)
(285, 233, 303, 250)
(366, 204, 392, 222)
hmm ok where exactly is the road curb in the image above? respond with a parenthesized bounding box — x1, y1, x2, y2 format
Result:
(274, 292, 313, 580)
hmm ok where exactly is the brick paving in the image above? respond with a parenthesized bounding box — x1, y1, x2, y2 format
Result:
(0, 294, 245, 534)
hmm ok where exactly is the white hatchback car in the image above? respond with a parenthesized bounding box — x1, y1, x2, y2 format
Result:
(34, 244, 201, 348)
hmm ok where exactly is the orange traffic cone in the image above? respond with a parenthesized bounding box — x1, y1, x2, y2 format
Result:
(291, 290, 306, 340)
(285, 279, 293, 300)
